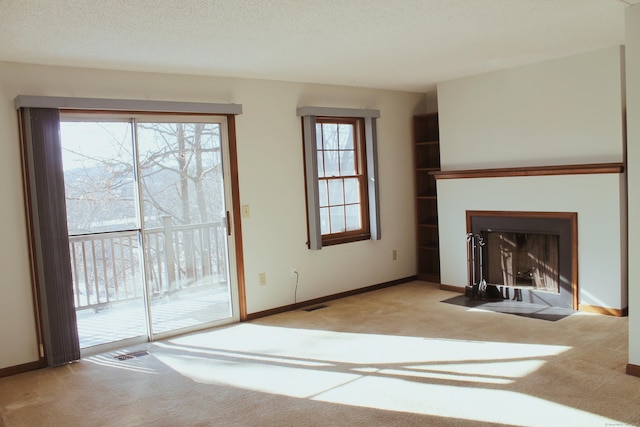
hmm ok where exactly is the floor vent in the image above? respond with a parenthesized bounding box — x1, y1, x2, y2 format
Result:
(304, 304, 328, 312)
(114, 350, 150, 361)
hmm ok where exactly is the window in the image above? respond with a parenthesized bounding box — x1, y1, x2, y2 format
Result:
(316, 117, 369, 244)
(298, 107, 381, 249)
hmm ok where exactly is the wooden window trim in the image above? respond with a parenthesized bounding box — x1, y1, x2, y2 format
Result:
(315, 117, 370, 245)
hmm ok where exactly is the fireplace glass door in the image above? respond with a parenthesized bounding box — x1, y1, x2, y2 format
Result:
(486, 232, 560, 294)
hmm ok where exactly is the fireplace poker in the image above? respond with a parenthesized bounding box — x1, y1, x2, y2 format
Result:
(477, 233, 487, 297)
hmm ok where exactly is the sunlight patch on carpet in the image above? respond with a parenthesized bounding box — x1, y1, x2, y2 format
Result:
(150, 324, 624, 425)
(154, 353, 358, 398)
(313, 376, 622, 426)
(164, 323, 571, 365)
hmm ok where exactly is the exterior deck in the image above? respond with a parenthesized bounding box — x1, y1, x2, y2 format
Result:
(70, 220, 233, 349)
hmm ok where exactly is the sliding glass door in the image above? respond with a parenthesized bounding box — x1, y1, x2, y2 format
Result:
(62, 120, 147, 348)
(137, 120, 233, 335)
(61, 115, 237, 351)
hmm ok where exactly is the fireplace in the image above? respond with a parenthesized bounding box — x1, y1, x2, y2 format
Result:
(466, 211, 578, 309)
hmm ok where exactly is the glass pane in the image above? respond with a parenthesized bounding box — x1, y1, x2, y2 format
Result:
(338, 124, 354, 149)
(137, 123, 226, 229)
(71, 232, 147, 348)
(330, 206, 345, 233)
(322, 123, 339, 150)
(345, 204, 361, 231)
(320, 207, 330, 235)
(317, 153, 325, 178)
(340, 150, 356, 176)
(316, 124, 323, 150)
(61, 122, 137, 235)
(61, 121, 147, 349)
(324, 151, 339, 177)
(344, 178, 360, 204)
(318, 181, 329, 207)
(137, 122, 233, 335)
(328, 179, 344, 206)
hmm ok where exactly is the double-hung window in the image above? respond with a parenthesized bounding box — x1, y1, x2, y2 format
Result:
(316, 117, 368, 244)
(298, 107, 381, 249)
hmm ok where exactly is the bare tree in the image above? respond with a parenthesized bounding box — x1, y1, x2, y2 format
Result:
(63, 120, 225, 296)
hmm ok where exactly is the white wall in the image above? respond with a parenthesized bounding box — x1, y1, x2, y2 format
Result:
(0, 62, 423, 369)
(439, 47, 625, 170)
(437, 47, 627, 311)
(626, 4, 640, 366)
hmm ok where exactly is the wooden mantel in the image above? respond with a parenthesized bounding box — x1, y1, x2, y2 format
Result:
(432, 162, 625, 180)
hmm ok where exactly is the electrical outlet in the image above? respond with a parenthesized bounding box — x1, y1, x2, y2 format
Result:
(259, 272, 266, 286)
(392, 249, 397, 261)
(291, 267, 298, 277)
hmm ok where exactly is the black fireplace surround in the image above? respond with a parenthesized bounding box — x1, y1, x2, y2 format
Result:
(467, 211, 577, 309)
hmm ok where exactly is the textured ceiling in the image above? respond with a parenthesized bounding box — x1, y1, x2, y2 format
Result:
(0, 0, 635, 92)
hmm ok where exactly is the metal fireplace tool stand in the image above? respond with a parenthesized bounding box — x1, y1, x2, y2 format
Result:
(465, 232, 506, 300)
(466, 232, 530, 301)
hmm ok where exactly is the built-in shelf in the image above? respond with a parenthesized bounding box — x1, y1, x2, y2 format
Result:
(414, 113, 440, 283)
(432, 162, 624, 180)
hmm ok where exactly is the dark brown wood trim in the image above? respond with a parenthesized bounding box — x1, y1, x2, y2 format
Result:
(0, 360, 42, 379)
(226, 115, 247, 321)
(579, 304, 627, 317)
(318, 117, 370, 246)
(432, 162, 624, 180)
(571, 213, 579, 311)
(440, 283, 465, 293)
(244, 276, 417, 321)
(626, 363, 640, 377)
(417, 274, 440, 283)
(466, 210, 578, 310)
(466, 210, 579, 220)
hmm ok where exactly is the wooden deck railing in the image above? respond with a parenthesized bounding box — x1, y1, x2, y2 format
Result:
(69, 220, 228, 310)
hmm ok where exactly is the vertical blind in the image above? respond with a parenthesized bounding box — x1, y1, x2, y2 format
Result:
(20, 107, 81, 366)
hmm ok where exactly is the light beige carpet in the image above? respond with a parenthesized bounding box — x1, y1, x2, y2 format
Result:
(0, 281, 638, 426)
